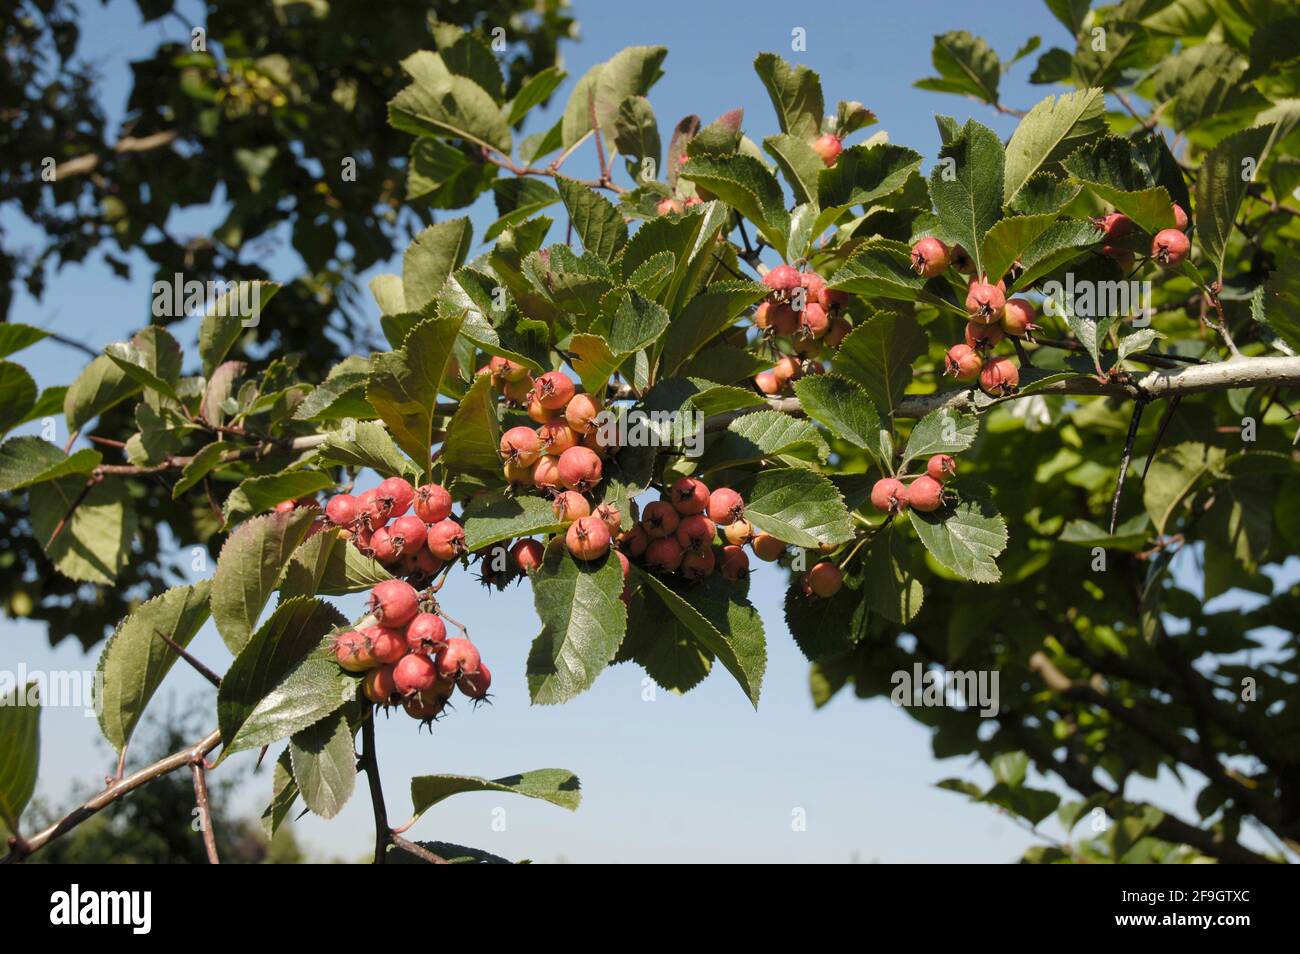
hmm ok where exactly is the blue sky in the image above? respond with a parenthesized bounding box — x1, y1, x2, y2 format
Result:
(4, 0, 1283, 863)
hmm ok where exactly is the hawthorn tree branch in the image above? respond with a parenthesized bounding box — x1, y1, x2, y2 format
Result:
(360, 713, 389, 865)
(52, 130, 181, 180)
(2, 729, 222, 864)
(190, 762, 220, 864)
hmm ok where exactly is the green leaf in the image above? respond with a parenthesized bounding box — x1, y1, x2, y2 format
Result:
(507, 66, 567, 125)
(316, 421, 419, 483)
(390, 50, 512, 152)
(636, 570, 766, 706)
(827, 242, 936, 309)
(1261, 251, 1300, 352)
(171, 441, 238, 498)
(815, 143, 923, 236)
(764, 133, 824, 205)
(908, 484, 1007, 583)
(915, 31, 1001, 105)
(95, 581, 212, 753)
(526, 541, 627, 705)
(992, 750, 1030, 787)
(441, 373, 502, 481)
(0, 438, 100, 492)
(680, 153, 791, 254)
(617, 588, 713, 692)
(210, 507, 320, 654)
(700, 410, 827, 471)
(742, 468, 855, 549)
(832, 310, 928, 420)
(261, 749, 299, 838)
(1194, 124, 1276, 281)
(597, 289, 671, 354)
(461, 494, 566, 551)
(864, 529, 924, 625)
(901, 407, 980, 469)
(293, 357, 374, 422)
(485, 178, 561, 241)
(661, 282, 768, 375)
(754, 52, 823, 140)
(568, 334, 621, 396)
(0, 362, 36, 437)
(222, 470, 335, 529)
(64, 355, 141, 433)
(280, 527, 393, 599)
(29, 477, 135, 585)
(1143, 442, 1225, 535)
(217, 598, 350, 759)
(407, 137, 496, 209)
(20, 385, 68, 427)
(104, 327, 183, 402)
(614, 95, 661, 183)
(793, 375, 884, 465)
(409, 769, 581, 828)
(439, 31, 504, 100)
(0, 323, 48, 360)
(555, 177, 627, 262)
(1003, 89, 1106, 205)
(929, 120, 1005, 276)
(198, 281, 280, 376)
(403, 218, 473, 311)
(979, 213, 1061, 290)
(367, 314, 466, 475)
(289, 710, 356, 820)
(0, 681, 39, 834)
(591, 46, 668, 143)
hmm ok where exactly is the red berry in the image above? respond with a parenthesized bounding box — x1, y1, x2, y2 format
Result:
(414, 483, 452, 523)
(722, 519, 753, 546)
(511, 538, 545, 573)
(926, 455, 957, 482)
(751, 532, 785, 562)
(755, 370, 782, 395)
(645, 537, 684, 572)
(557, 446, 602, 492)
(565, 393, 602, 434)
(393, 653, 438, 697)
(368, 579, 419, 627)
(908, 475, 946, 513)
(426, 519, 467, 561)
(388, 514, 427, 555)
(945, 344, 983, 383)
(802, 561, 843, 598)
(566, 515, 611, 561)
(621, 523, 649, 557)
(753, 302, 772, 329)
(799, 271, 826, 303)
(951, 244, 975, 275)
(870, 478, 909, 514)
(534, 371, 576, 410)
(1102, 245, 1135, 270)
(825, 315, 852, 348)
(538, 420, 578, 457)
(1100, 212, 1133, 240)
(594, 502, 621, 534)
(798, 301, 830, 339)
(334, 631, 377, 672)
(503, 375, 534, 404)
(657, 197, 684, 216)
(411, 548, 443, 580)
(1172, 203, 1189, 231)
(1001, 298, 1037, 337)
(435, 637, 481, 680)
(641, 500, 680, 538)
(356, 488, 390, 529)
(406, 613, 448, 654)
(911, 237, 950, 278)
(668, 477, 709, 515)
(403, 689, 447, 723)
(812, 133, 843, 166)
(376, 477, 415, 518)
(1152, 228, 1190, 267)
(363, 625, 407, 664)
(707, 487, 745, 526)
(675, 514, 717, 554)
(552, 490, 591, 525)
(720, 545, 749, 582)
(533, 455, 562, 490)
(681, 547, 717, 580)
(492, 355, 530, 383)
(768, 302, 800, 336)
(772, 355, 800, 386)
(368, 527, 400, 564)
(364, 665, 398, 705)
(458, 663, 492, 701)
(325, 494, 360, 527)
(274, 499, 296, 513)
(979, 356, 1020, 396)
(763, 264, 802, 293)
(965, 279, 1006, 324)
(500, 426, 542, 466)
(965, 320, 1003, 352)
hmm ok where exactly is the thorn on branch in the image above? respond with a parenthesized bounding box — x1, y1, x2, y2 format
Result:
(1110, 399, 1148, 535)
(153, 629, 221, 687)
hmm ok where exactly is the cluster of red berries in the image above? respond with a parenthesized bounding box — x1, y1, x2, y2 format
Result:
(870, 452, 959, 516)
(1098, 203, 1191, 270)
(323, 476, 460, 582)
(332, 579, 489, 725)
(752, 264, 853, 395)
